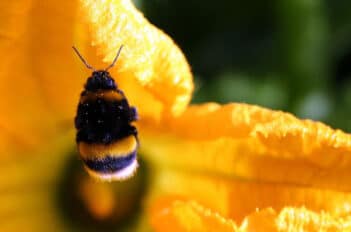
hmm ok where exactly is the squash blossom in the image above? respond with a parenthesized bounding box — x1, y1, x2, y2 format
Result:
(1, 0, 351, 231)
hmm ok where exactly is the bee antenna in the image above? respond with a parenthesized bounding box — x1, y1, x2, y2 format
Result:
(72, 46, 96, 71)
(104, 45, 124, 71)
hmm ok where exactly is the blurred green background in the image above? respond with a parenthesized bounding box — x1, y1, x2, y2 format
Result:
(133, 0, 351, 132)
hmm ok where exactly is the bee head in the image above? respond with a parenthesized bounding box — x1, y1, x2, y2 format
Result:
(84, 70, 117, 91)
(72, 45, 124, 92)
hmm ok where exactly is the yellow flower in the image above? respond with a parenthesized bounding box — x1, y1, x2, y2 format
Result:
(1, 0, 351, 231)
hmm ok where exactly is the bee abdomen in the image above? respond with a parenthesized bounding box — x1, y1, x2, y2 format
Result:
(84, 152, 137, 173)
(78, 134, 139, 180)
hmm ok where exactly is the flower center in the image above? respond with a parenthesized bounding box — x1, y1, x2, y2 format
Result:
(56, 151, 148, 231)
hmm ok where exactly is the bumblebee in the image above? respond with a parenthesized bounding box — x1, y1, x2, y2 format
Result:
(73, 46, 138, 181)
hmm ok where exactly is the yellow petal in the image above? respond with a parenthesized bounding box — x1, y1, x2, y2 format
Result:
(146, 168, 351, 222)
(150, 197, 238, 232)
(241, 207, 351, 232)
(141, 103, 351, 192)
(150, 198, 351, 232)
(0, 0, 193, 156)
(142, 103, 351, 230)
(0, 0, 84, 155)
(79, 0, 194, 120)
(0, 135, 72, 232)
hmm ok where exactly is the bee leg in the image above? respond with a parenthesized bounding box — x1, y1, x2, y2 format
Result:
(130, 125, 138, 136)
(129, 106, 138, 121)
